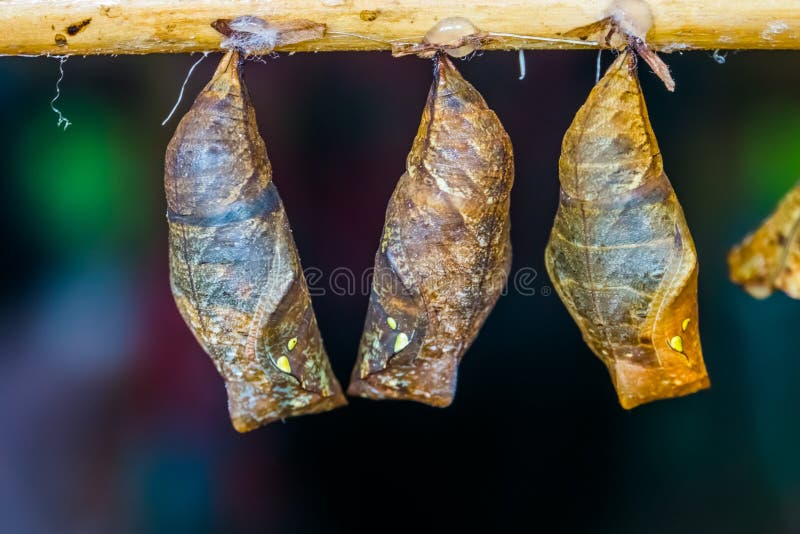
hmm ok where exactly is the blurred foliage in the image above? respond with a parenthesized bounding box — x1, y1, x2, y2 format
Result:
(741, 100, 800, 211)
(13, 98, 153, 258)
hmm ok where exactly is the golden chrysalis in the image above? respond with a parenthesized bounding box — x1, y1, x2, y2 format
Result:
(729, 181, 800, 299)
(545, 50, 709, 409)
(165, 51, 345, 432)
(347, 55, 514, 406)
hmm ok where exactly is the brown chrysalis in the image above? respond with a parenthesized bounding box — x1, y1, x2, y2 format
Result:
(165, 51, 345, 431)
(729, 181, 800, 299)
(545, 50, 709, 409)
(347, 54, 514, 407)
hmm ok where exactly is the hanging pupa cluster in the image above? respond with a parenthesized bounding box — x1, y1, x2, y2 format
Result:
(163, 4, 727, 430)
(729, 182, 800, 299)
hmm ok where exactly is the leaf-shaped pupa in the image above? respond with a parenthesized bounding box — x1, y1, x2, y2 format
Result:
(545, 50, 709, 409)
(165, 51, 345, 431)
(347, 55, 514, 407)
(729, 181, 800, 299)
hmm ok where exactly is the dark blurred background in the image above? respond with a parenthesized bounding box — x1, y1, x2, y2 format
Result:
(0, 48, 798, 533)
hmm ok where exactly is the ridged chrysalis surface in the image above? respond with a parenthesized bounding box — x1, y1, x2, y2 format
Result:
(165, 51, 345, 431)
(545, 50, 709, 409)
(729, 182, 800, 299)
(348, 55, 514, 407)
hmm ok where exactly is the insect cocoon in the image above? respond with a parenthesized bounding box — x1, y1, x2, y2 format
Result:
(545, 50, 709, 409)
(729, 182, 800, 299)
(348, 55, 514, 407)
(165, 51, 345, 431)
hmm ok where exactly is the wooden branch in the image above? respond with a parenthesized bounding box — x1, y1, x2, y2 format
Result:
(0, 0, 798, 56)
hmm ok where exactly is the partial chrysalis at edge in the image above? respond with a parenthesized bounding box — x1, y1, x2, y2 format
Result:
(545, 49, 708, 409)
(729, 181, 800, 299)
(165, 50, 345, 432)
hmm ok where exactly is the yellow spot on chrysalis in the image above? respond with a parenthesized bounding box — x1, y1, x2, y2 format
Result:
(387, 317, 397, 330)
(287, 337, 298, 350)
(394, 332, 410, 353)
(668, 335, 684, 353)
(681, 318, 691, 332)
(276, 356, 292, 373)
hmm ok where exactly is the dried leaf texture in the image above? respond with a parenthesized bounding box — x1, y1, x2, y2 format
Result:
(348, 55, 514, 406)
(165, 51, 345, 432)
(729, 182, 800, 299)
(545, 51, 709, 409)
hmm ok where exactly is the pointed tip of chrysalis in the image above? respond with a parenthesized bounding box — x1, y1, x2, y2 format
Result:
(204, 50, 244, 96)
(589, 49, 643, 111)
(433, 52, 456, 87)
(607, 48, 637, 77)
(430, 53, 488, 111)
(603, 47, 675, 93)
(433, 53, 470, 87)
(560, 47, 662, 201)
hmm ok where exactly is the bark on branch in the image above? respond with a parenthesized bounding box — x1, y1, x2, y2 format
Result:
(0, 0, 798, 56)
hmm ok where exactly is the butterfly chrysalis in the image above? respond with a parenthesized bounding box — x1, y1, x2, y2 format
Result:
(165, 51, 345, 431)
(729, 181, 800, 299)
(545, 50, 709, 409)
(348, 54, 514, 406)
